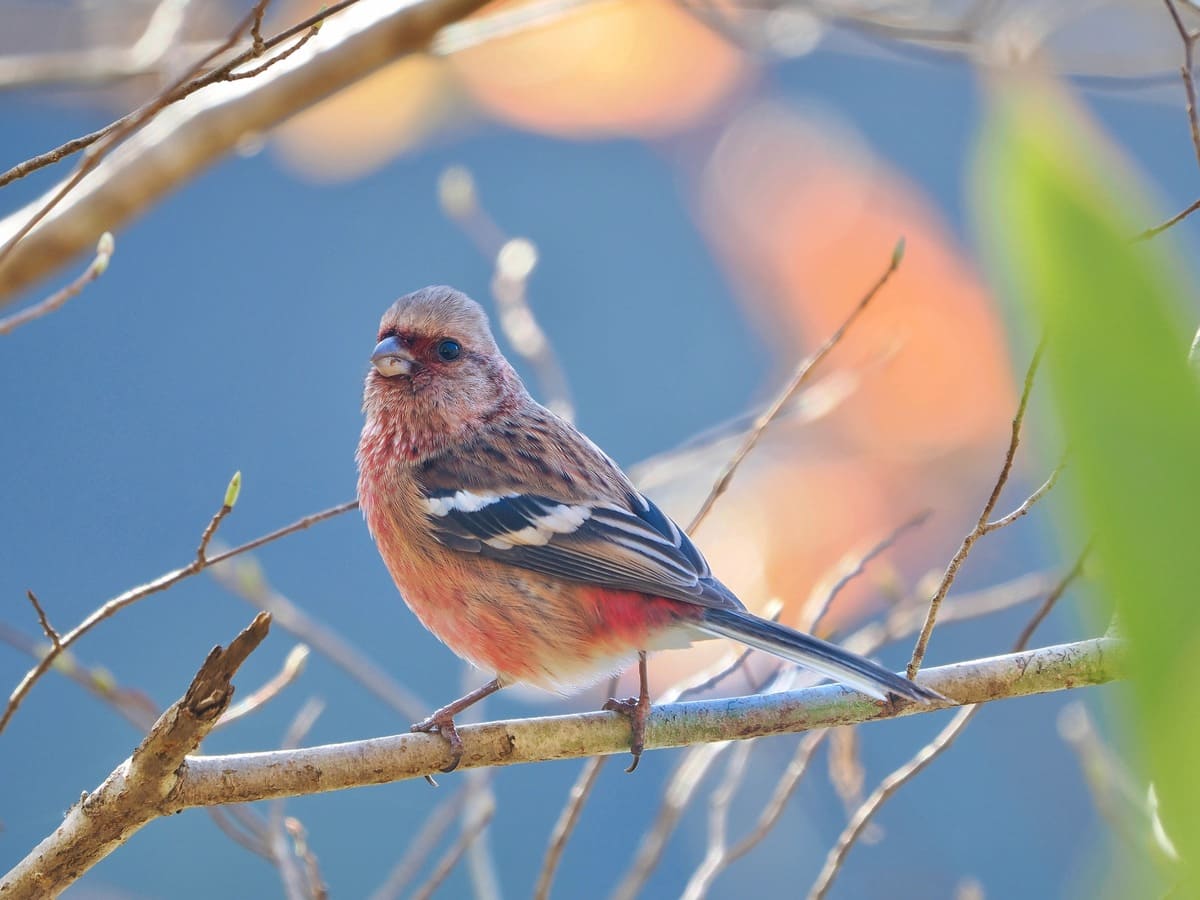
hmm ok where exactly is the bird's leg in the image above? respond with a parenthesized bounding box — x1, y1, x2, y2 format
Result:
(603, 651, 652, 773)
(412, 677, 503, 774)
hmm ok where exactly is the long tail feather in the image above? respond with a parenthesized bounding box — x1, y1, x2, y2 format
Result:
(697, 607, 943, 703)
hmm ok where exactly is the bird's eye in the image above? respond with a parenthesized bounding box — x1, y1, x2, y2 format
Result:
(436, 339, 462, 361)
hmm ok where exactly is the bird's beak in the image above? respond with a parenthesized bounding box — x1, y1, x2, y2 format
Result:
(371, 336, 415, 377)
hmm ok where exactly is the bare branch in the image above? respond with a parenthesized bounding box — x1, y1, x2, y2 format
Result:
(1058, 702, 1180, 864)
(410, 795, 496, 900)
(534, 757, 608, 900)
(439, 166, 574, 420)
(270, 697, 326, 900)
(197, 471, 241, 564)
(0, 0, 494, 302)
(802, 510, 931, 634)
(370, 786, 470, 900)
(284, 817, 329, 900)
(1, 613, 271, 898)
(178, 639, 1117, 798)
(907, 343, 1044, 678)
(23, 591, 60, 650)
(809, 704, 979, 900)
(613, 742, 730, 900)
(0, 622, 158, 730)
(983, 462, 1062, 532)
(689, 238, 906, 532)
(1137, 1, 1200, 238)
(811, 553, 1087, 899)
(1, 635, 1119, 895)
(0, 232, 114, 336)
(0, 0, 197, 90)
(217, 644, 309, 729)
(1138, 197, 1200, 240)
(209, 556, 427, 720)
(0, 497, 355, 737)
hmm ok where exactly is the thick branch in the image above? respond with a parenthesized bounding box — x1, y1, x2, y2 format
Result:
(0, 613, 270, 899)
(176, 637, 1117, 804)
(0, 0, 492, 302)
(0, 636, 1119, 896)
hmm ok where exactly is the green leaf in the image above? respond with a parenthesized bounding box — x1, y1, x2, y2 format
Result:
(976, 81, 1200, 887)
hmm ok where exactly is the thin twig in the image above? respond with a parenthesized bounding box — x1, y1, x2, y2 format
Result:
(1137, 1, 1200, 238)
(227, 21, 323, 82)
(0, 0, 367, 283)
(1, 613, 272, 897)
(0, 617, 288, 864)
(270, 697, 326, 900)
(1165, 0, 1200, 171)
(208, 807, 273, 860)
(0, 233, 113, 336)
(1138, 197, 1200, 240)
(0, 120, 125, 189)
(1058, 702, 1180, 864)
(683, 731, 828, 900)
(439, 166, 574, 420)
(0, 623, 158, 730)
(284, 817, 329, 900)
(682, 566, 1064, 894)
(1010, 546, 1090, 655)
(217, 644, 309, 729)
(809, 553, 1088, 900)
(612, 743, 730, 900)
(686, 739, 756, 899)
(983, 463, 1062, 532)
(369, 786, 470, 900)
(0, 10, 256, 273)
(24, 591, 60, 650)
(209, 555, 427, 720)
(802, 510, 932, 634)
(906, 343, 1044, 678)
(534, 757, 608, 900)
(0, 497, 356, 737)
(809, 705, 979, 900)
(409, 797, 496, 900)
(197, 471, 240, 564)
(251, 0, 272, 53)
(689, 239, 906, 532)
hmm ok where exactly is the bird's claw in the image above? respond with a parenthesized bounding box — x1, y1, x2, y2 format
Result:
(411, 713, 464, 774)
(603, 694, 651, 773)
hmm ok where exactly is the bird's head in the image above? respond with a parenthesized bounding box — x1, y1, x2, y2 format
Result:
(362, 286, 525, 459)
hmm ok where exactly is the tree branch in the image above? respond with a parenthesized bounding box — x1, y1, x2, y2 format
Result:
(0, 613, 271, 899)
(0, 635, 1120, 895)
(0, 0, 493, 302)
(171, 638, 1119, 796)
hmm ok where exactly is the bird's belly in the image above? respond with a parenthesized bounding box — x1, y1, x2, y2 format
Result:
(381, 543, 700, 693)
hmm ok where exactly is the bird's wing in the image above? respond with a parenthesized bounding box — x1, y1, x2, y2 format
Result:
(416, 446, 743, 612)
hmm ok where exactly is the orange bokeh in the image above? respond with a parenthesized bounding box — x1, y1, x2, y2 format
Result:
(699, 104, 1016, 459)
(273, 54, 456, 182)
(450, 0, 749, 138)
(637, 104, 1018, 693)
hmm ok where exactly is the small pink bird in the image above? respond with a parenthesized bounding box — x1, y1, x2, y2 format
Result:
(357, 286, 939, 772)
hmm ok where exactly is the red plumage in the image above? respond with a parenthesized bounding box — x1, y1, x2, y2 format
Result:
(358, 286, 939, 772)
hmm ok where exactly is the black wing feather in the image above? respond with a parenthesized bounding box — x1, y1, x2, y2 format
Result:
(424, 488, 742, 611)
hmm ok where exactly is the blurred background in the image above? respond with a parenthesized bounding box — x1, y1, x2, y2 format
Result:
(0, 1, 1194, 897)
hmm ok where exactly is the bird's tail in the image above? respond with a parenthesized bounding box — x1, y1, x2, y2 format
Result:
(697, 607, 943, 703)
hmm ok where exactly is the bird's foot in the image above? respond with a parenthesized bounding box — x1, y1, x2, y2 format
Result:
(603, 692, 651, 773)
(411, 711, 464, 775)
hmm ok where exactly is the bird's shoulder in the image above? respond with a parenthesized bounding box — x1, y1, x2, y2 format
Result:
(409, 401, 745, 611)
(415, 401, 632, 505)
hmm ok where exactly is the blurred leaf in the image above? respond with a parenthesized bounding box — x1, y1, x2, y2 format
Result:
(976, 79, 1200, 888)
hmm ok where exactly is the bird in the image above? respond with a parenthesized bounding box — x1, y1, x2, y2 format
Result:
(356, 285, 943, 773)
